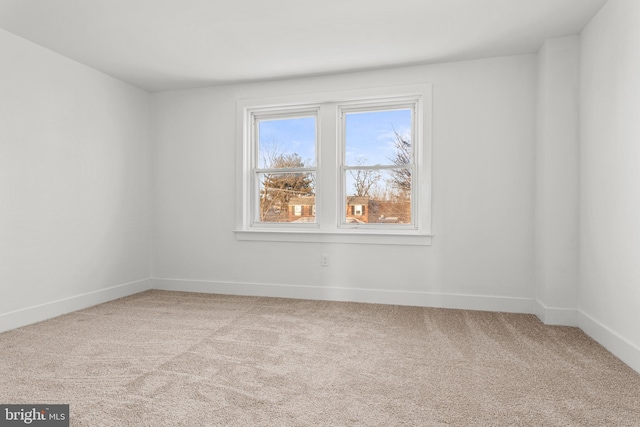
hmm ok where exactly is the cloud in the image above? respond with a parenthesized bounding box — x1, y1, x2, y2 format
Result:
(377, 125, 411, 143)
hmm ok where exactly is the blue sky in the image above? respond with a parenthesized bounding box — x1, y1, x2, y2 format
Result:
(344, 109, 411, 165)
(258, 117, 316, 168)
(258, 109, 411, 168)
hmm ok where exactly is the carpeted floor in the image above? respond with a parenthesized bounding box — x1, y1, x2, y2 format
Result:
(0, 290, 638, 426)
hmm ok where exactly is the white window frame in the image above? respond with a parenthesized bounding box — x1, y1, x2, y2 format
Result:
(339, 99, 419, 231)
(249, 107, 319, 229)
(235, 84, 432, 246)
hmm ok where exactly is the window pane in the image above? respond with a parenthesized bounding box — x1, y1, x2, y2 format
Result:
(258, 117, 316, 168)
(344, 169, 411, 224)
(258, 172, 315, 223)
(345, 109, 411, 166)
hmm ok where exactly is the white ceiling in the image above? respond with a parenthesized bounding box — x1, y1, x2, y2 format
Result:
(0, 0, 607, 92)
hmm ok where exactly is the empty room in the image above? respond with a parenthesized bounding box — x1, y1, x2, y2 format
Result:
(1, 0, 639, 425)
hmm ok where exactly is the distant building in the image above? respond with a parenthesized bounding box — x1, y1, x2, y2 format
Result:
(345, 196, 371, 223)
(288, 197, 316, 222)
(287, 196, 372, 223)
(287, 196, 408, 224)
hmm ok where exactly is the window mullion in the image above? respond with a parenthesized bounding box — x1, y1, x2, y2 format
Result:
(255, 167, 316, 174)
(342, 164, 411, 172)
(318, 103, 338, 231)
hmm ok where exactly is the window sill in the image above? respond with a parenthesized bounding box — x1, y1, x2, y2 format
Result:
(233, 229, 433, 246)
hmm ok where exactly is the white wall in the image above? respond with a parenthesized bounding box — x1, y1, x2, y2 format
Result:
(579, 0, 640, 371)
(0, 29, 152, 330)
(1, 3, 637, 372)
(153, 55, 537, 312)
(535, 36, 580, 325)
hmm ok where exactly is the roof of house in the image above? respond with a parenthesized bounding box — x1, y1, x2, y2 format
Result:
(289, 195, 370, 206)
(346, 196, 370, 205)
(288, 197, 315, 206)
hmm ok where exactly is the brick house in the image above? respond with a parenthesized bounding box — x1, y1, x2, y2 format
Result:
(346, 196, 371, 223)
(287, 196, 372, 223)
(287, 197, 316, 222)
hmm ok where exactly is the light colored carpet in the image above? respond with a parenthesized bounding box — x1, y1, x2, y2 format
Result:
(0, 290, 638, 426)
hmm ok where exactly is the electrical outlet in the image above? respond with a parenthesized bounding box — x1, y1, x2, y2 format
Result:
(321, 254, 329, 266)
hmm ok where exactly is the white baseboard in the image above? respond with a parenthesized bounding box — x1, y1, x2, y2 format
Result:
(534, 300, 579, 326)
(154, 279, 639, 374)
(0, 278, 152, 333)
(4, 277, 638, 375)
(578, 311, 640, 374)
(152, 278, 536, 314)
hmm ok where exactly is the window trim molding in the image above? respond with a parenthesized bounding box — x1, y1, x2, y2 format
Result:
(233, 229, 432, 246)
(236, 84, 433, 245)
(248, 106, 320, 228)
(338, 98, 420, 230)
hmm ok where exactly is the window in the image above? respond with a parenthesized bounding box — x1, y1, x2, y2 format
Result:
(254, 113, 317, 224)
(236, 84, 432, 245)
(341, 104, 415, 229)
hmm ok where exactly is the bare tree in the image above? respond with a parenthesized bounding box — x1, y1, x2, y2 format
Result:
(349, 159, 381, 197)
(388, 130, 411, 194)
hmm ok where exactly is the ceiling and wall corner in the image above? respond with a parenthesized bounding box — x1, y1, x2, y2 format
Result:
(0, 0, 608, 92)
